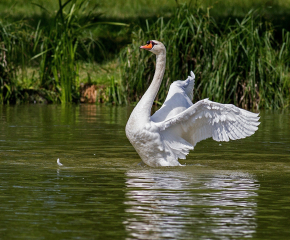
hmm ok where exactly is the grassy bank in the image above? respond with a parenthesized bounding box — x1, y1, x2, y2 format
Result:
(1, 0, 290, 108)
(1, 0, 127, 104)
(120, 5, 290, 109)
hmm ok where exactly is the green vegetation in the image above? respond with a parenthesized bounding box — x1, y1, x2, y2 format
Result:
(121, 6, 290, 109)
(1, 0, 126, 104)
(1, 0, 290, 108)
(32, 0, 108, 103)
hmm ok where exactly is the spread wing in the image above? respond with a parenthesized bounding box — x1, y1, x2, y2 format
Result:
(151, 72, 195, 122)
(153, 98, 260, 150)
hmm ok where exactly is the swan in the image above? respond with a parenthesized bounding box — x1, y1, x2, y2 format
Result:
(125, 40, 260, 167)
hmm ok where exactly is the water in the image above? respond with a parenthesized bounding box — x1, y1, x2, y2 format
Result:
(0, 105, 289, 239)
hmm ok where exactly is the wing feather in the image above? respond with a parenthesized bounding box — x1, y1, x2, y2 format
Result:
(151, 72, 195, 123)
(153, 99, 260, 150)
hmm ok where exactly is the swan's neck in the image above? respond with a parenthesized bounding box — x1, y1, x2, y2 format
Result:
(133, 51, 166, 123)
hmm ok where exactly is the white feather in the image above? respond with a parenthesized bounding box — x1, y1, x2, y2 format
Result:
(57, 158, 63, 166)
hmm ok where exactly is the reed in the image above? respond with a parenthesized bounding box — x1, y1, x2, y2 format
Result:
(1, 0, 127, 104)
(31, 0, 92, 103)
(32, 0, 127, 103)
(0, 20, 33, 103)
(1, 1, 290, 107)
(120, 4, 290, 109)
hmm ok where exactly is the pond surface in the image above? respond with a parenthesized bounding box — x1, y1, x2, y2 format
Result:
(0, 104, 289, 239)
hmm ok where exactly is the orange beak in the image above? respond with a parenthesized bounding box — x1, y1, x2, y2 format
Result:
(140, 41, 153, 50)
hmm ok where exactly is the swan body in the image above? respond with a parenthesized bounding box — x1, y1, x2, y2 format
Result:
(125, 40, 260, 167)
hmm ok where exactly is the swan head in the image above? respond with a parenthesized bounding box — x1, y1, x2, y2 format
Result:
(140, 40, 166, 55)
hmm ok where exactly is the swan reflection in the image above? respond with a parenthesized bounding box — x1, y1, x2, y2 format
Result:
(124, 169, 259, 239)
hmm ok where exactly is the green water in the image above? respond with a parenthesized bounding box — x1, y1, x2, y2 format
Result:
(0, 105, 289, 239)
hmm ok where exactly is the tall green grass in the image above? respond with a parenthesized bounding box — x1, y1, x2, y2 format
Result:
(0, 20, 33, 103)
(0, 0, 127, 104)
(31, 0, 126, 103)
(120, 5, 290, 109)
(31, 0, 98, 103)
(1, 1, 290, 108)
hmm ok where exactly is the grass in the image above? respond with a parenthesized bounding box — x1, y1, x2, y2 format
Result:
(120, 5, 290, 109)
(1, 0, 290, 108)
(2, 0, 290, 19)
(0, 19, 31, 103)
(1, 0, 127, 103)
(34, 0, 89, 103)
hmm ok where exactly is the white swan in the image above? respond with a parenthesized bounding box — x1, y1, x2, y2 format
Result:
(125, 40, 260, 167)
